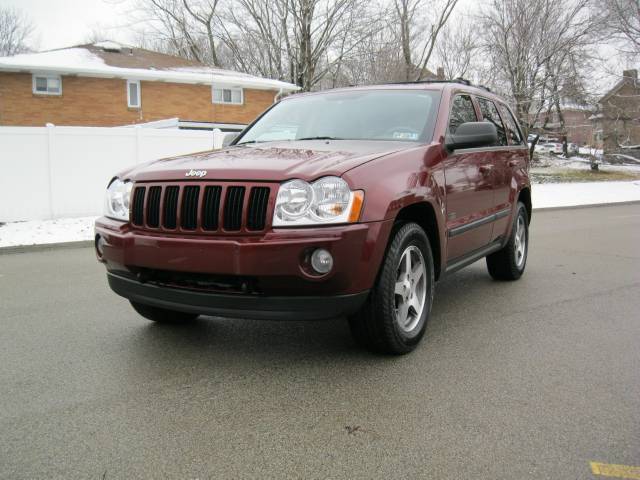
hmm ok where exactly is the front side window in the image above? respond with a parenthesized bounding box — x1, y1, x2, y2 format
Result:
(500, 105, 524, 145)
(32, 75, 62, 95)
(448, 95, 478, 134)
(477, 97, 508, 146)
(127, 80, 141, 108)
(213, 87, 243, 105)
(236, 90, 440, 144)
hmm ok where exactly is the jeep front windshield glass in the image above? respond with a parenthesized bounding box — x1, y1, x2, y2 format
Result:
(236, 90, 440, 145)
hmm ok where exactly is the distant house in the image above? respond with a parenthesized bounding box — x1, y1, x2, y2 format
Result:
(592, 69, 640, 155)
(530, 100, 594, 146)
(0, 41, 298, 129)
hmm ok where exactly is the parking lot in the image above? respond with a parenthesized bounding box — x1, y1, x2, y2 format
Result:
(1, 203, 639, 479)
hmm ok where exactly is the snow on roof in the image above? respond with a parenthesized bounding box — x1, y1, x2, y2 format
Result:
(0, 46, 299, 92)
(92, 41, 125, 51)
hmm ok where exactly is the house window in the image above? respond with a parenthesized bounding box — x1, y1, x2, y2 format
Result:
(212, 87, 243, 105)
(32, 75, 62, 95)
(127, 80, 141, 108)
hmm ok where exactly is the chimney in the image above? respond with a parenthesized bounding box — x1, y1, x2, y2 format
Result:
(622, 69, 638, 80)
(436, 67, 445, 80)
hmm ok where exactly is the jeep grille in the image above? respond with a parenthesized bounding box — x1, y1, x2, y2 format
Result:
(130, 182, 273, 234)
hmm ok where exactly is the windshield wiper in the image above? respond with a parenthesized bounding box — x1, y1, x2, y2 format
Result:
(296, 136, 345, 141)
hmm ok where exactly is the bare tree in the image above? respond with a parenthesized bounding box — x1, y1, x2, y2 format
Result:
(0, 6, 34, 57)
(433, 20, 478, 80)
(392, 0, 459, 81)
(597, 0, 640, 59)
(136, 0, 221, 65)
(479, 0, 596, 137)
(218, 0, 380, 91)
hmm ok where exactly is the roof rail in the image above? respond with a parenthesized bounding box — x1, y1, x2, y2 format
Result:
(385, 77, 472, 86)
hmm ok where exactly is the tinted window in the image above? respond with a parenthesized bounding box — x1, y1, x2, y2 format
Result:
(477, 97, 507, 146)
(500, 105, 523, 145)
(448, 95, 477, 134)
(238, 90, 440, 144)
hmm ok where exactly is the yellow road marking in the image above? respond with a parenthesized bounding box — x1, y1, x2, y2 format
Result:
(591, 462, 640, 479)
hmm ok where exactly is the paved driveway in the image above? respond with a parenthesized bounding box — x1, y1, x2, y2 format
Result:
(1, 204, 639, 479)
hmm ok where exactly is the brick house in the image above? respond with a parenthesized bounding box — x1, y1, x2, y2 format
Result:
(531, 101, 594, 146)
(592, 69, 640, 155)
(0, 42, 298, 128)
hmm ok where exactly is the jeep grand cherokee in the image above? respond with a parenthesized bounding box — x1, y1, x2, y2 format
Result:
(95, 81, 531, 354)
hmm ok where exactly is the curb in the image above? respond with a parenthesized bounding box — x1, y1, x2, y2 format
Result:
(533, 199, 640, 212)
(0, 240, 93, 255)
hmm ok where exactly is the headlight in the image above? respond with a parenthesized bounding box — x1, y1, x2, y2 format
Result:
(273, 176, 364, 226)
(104, 178, 132, 221)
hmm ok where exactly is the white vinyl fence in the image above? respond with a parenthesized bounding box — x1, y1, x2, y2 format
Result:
(0, 126, 226, 222)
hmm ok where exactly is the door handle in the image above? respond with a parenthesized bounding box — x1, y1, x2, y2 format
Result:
(508, 160, 519, 167)
(479, 165, 493, 174)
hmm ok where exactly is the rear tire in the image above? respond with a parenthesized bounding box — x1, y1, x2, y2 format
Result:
(130, 301, 199, 323)
(349, 222, 435, 355)
(486, 201, 529, 280)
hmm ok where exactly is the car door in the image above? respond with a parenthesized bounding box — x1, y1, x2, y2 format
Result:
(495, 103, 529, 241)
(475, 96, 512, 242)
(443, 93, 495, 262)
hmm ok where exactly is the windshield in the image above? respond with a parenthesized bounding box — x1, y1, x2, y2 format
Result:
(236, 89, 440, 145)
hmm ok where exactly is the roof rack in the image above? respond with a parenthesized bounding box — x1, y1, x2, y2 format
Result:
(388, 77, 472, 86)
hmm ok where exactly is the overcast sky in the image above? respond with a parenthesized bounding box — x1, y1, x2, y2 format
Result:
(3, 0, 136, 50)
(3, 0, 628, 92)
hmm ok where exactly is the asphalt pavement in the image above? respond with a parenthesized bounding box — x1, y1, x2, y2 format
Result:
(1, 204, 639, 479)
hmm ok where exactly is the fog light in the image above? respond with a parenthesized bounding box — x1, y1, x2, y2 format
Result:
(311, 248, 333, 274)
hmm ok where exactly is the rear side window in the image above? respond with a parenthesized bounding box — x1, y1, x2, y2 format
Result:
(500, 105, 524, 145)
(477, 97, 507, 146)
(448, 95, 477, 134)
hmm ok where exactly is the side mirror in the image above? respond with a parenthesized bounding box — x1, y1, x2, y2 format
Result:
(222, 132, 240, 147)
(445, 122, 498, 151)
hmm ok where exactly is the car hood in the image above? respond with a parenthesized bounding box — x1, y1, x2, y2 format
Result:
(124, 140, 414, 182)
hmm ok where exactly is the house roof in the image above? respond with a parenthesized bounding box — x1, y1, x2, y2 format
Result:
(0, 42, 299, 92)
(599, 69, 639, 104)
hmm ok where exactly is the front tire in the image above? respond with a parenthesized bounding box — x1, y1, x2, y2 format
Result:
(486, 201, 529, 280)
(130, 301, 199, 323)
(349, 222, 435, 355)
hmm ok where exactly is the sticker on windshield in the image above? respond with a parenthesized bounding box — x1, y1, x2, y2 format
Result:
(392, 131, 419, 140)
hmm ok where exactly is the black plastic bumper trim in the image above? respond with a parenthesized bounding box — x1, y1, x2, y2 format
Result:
(107, 272, 369, 321)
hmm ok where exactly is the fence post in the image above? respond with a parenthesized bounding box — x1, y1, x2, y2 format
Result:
(212, 128, 224, 150)
(46, 124, 55, 219)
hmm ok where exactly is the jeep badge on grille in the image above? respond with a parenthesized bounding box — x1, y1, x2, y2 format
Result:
(185, 169, 207, 178)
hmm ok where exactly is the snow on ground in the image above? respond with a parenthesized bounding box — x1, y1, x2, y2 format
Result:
(533, 181, 640, 209)
(0, 217, 97, 248)
(579, 147, 603, 155)
(2, 181, 640, 247)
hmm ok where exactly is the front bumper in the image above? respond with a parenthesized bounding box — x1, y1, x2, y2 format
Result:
(108, 272, 369, 320)
(96, 217, 393, 316)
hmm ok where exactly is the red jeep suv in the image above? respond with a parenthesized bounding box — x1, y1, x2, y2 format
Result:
(96, 80, 531, 354)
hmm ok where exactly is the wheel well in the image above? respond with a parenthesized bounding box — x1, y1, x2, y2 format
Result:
(395, 202, 442, 280)
(518, 187, 532, 224)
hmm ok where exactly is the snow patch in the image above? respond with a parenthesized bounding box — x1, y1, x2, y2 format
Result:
(93, 41, 124, 51)
(0, 217, 97, 248)
(0, 47, 298, 91)
(533, 181, 640, 209)
(2, 182, 640, 247)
